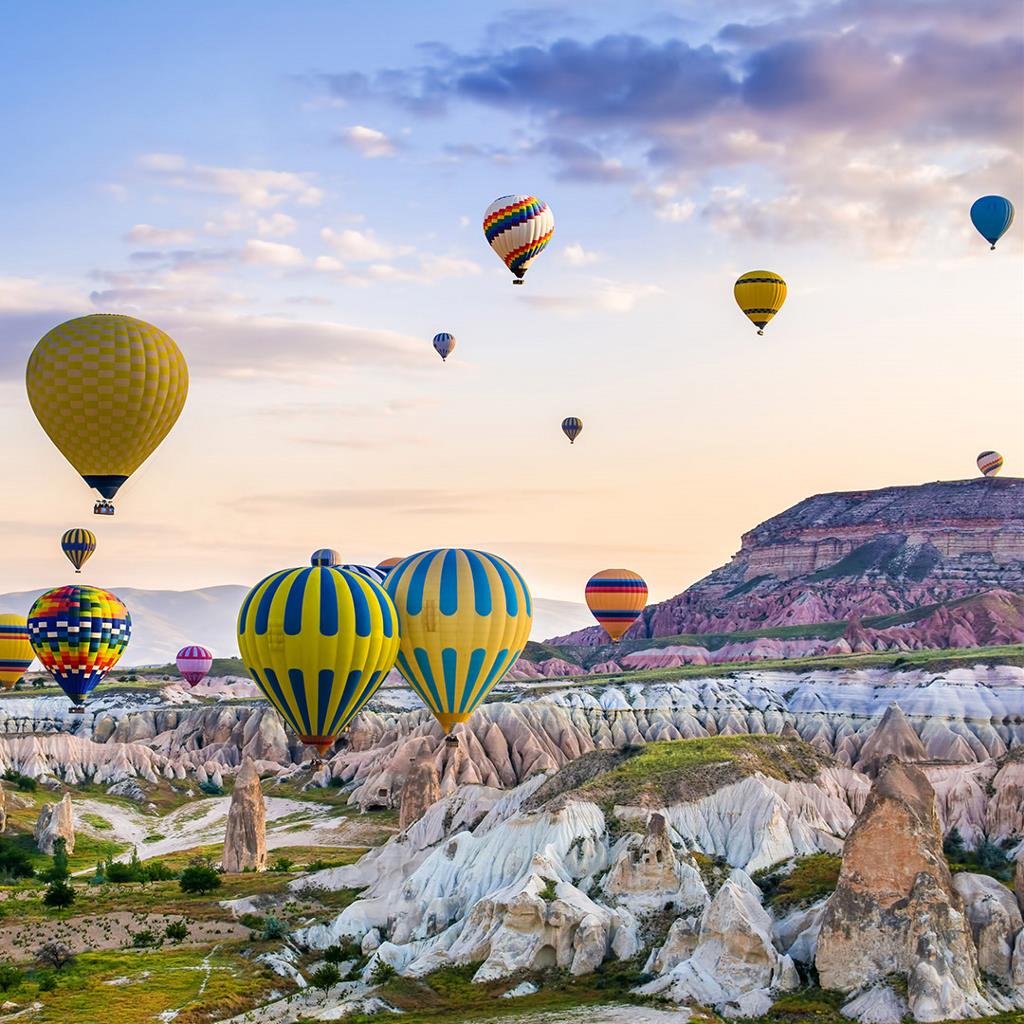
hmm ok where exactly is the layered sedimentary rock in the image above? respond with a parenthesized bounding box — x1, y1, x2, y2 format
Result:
(35, 791, 74, 855)
(221, 756, 266, 872)
(552, 478, 1024, 644)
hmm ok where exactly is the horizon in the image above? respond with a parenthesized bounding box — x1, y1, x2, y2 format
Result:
(1, 1, 1021, 607)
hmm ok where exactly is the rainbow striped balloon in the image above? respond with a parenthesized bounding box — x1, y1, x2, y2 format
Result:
(977, 451, 1004, 478)
(385, 549, 532, 735)
(238, 566, 399, 755)
(585, 569, 648, 643)
(176, 645, 213, 687)
(483, 195, 554, 284)
(28, 586, 131, 705)
(0, 614, 33, 690)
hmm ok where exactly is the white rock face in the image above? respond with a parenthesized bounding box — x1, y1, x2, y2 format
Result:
(35, 791, 74, 855)
(952, 872, 1023, 986)
(638, 879, 799, 1015)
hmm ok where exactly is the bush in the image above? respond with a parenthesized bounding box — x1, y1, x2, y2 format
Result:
(131, 929, 158, 948)
(0, 837, 35, 880)
(36, 942, 75, 971)
(35, 970, 57, 993)
(43, 838, 70, 883)
(369, 959, 396, 985)
(42, 879, 76, 910)
(198, 780, 225, 796)
(270, 856, 294, 873)
(179, 858, 221, 895)
(324, 938, 361, 964)
(239, 912, 265, 931)
(260, 916, 288, 941)
(0, 960, 21, 993)
(2, 769, 36, 792)
(144, 861, 176, 882)
(164, 920, 189, 943)
(538, 878, 558, 902)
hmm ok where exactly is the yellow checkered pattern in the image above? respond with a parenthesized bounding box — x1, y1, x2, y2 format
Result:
(26, 314, 188, 479)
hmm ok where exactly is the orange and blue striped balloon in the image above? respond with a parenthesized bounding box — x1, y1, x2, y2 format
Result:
(0, 614, 33, 690)
(61, 528, 96, 573)
(585, 569, 648, 643)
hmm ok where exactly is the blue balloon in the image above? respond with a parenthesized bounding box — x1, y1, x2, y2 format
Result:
(970, 195, 1014, 249)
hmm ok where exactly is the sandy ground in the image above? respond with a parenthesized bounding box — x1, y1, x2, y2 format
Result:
(73, 795, 369, 865)
(0, 911, 249, 962)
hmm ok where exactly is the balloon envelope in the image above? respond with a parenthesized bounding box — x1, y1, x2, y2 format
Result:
(26, 314, 188, 502)
(385, 549, 532, 734)
(562, 417, 583, 444)
(311, 548, 340, 567)
(61, 528, 96, 573)
(28, 586, 130, 705)
(585, 569, 648, 643)
(483, 195, 554, 282)
(337, 564, 388, 586)
(977, 451, 1004, 477)
(176, 645, 213, 687)
(376, 557, 403, 572)
(0, 614, 33, 690)
(237, 566, 399, 755)
(433, 332, 456, 361)
(734, 271, 786, 334)
(970, 196, 1014, 248)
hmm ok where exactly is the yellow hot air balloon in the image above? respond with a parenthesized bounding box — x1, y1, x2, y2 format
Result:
(26, 314, 188, 515)
(585, 569, 648, 643)
(0, 614, 33, 690)
(385, 549, 532, 744)
(734, 271, 786, 335)
(237, 566, 399, 757)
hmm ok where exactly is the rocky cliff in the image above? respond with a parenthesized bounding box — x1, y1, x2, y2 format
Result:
(552, 477, 1024, 645)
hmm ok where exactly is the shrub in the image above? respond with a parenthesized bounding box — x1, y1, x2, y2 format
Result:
(35, 970, 57, 993)
(538, 878, 558, 902)
(261, 916, 288, 941)
(2, 770, 36, 792)
(43, 838, 70, 883)
(0, 960, 21, 993)
(198, 780, 224, 796)
(164, 920, 189, 943)
(179, 858, 221, 895)
(239, 912, 264, 931)
(36, 942, 75, 971)
(131, 929, 158, 948)
(324, 938, 361, 964)
(42, 879, 75, 910)
(143, 861, 176, 882)
(369, 959, 396, 985)
(0, 837, 35, 880)
(270, 856, 294, 873)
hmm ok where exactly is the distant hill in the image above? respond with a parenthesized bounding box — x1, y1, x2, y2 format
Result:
(552, 477, 1024, 646)
(0, 586, 591, 667)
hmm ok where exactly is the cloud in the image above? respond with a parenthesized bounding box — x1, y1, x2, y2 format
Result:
(340, 125, 399, 158)
(125, 224, 195, 246)
(242, 239, 306, 266)
(256, 213, 297, 238)
(320, 227, 401, 261)
(562, 243, 600, 267)
(524, 278, 662, 315)
(138, 153, 323, 208)
(536, 136, 634, 183)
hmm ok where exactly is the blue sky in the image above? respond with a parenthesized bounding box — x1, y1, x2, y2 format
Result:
(1, 0, 1021, 602)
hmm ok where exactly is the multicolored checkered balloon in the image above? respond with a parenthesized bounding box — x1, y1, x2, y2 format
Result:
(27, 586, 131, 706)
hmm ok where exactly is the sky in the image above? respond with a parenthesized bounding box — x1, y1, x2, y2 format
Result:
(0, 0, 1021, 604)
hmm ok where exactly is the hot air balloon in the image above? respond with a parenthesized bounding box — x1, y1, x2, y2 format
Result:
(376, 557, 403, 573)
(562, 417, 583, 444)
(433, 332, 456, 362)
(26, 314, 188, 515)
(61, 528, 96, 573)
(970, 196, 1014, 250)
(0, 614, 33, 690)
(977, 451, 1004, 478)
(385, 549, 532, 745)
(176, 645, 213, 687)
(237, 566, 399, 758)
(27, 586, 130, 710)
(337, 564, 388, 586)
(311, 548, 341, 567)
(483, 195, 554, 284)
(734, 271, 786, 335)
(585, 569, 648, 644)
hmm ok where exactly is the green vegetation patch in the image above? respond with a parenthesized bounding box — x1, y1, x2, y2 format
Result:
(754, 854, 843, 910)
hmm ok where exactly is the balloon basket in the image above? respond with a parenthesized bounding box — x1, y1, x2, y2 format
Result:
(444, 734, 459, 749)
(512, 279, 523, 286)
(93, 500, 115, 516)
(68, 706, 85, 715)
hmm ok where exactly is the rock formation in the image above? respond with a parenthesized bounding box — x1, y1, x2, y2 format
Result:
(952, 872, 1023, 987)
(0, 782, 6, 833)
(550, 478, 1024, 644)
(815, 761, 993, 1021)
(221, 757, 266, 873)
(399, 755, 442, 831)
(1016, 856, 1023, 914)
(35, 791, 74, 856)
(855, 704, 929, 777)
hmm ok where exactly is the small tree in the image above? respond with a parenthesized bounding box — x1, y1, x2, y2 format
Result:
(0, 960, 21, 994)
(44, 838, 70, 883)
(43, 878, 76, 910)
(261, 916, 288, 941)
(179, 857, 221, 896)
(310, 963, 341, 1002)
(943, 826, 966, 861)
(36, 942, 75, 971)
(164, 920, 188, 943)
(270, 856, 294, 873)
(370, 959, 396, 985)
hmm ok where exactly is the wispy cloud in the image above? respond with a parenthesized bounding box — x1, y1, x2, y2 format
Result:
(126, 224, 195, 246)
(340, 125, 399, 158)
(242, 239, 306, 266)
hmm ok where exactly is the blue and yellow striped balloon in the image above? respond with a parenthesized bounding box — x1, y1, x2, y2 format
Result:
(61, 528, 97, 573)
(237, 566, 399, 756)
(385, 549, 533, 736)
